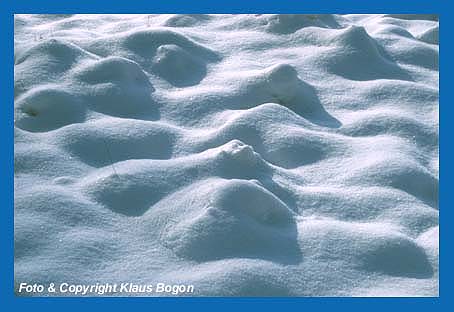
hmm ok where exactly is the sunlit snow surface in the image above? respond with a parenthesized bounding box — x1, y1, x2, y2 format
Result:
(14, 14, 439, 296)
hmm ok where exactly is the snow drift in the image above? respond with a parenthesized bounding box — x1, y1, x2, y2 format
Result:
(14, 14, 439, 296)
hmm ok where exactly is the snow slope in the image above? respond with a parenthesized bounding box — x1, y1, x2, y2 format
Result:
(14, 14, 439, 296)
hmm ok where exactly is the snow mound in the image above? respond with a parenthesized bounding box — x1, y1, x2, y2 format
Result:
(320, 26, 412, 81)
(154, 178, 298, 263)
(152, 43, 217, 87)
(417, 26, 439, 45)
(75, 56, 158, 119)
(14, 14, 438, 297)
(263, 14, 341, 34)
(15, 87, 86, 132)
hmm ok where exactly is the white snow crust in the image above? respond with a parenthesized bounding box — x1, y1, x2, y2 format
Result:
(14, 14, 438, 296)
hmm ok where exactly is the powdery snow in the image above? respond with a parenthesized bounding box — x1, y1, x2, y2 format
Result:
(14, 14, 439, 296)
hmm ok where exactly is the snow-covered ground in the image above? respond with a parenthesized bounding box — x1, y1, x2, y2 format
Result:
(14, 14, 439, 296)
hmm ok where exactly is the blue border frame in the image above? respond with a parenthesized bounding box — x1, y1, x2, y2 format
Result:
(2, 0, 450, 310)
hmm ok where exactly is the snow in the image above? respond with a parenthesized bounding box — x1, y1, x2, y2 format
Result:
(14, 14, 438, 296)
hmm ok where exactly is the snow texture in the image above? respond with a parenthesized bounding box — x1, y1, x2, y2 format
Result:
(14, 14, 439, 297)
